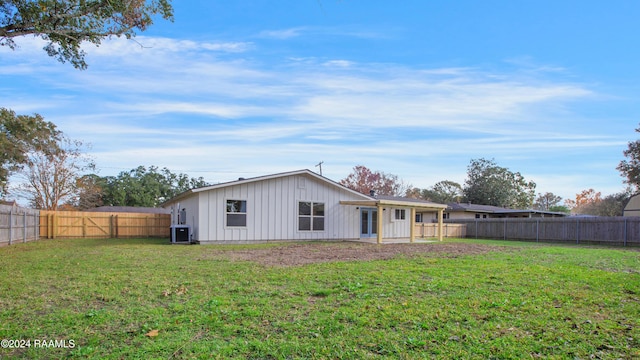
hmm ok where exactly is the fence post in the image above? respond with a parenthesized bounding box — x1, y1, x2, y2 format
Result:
(504, 219, 507, 240)
(536, 219, 539, 243)
(474, 220, 477, 239)
(23, 212, 27, 243)
(8, 210, 12, 245)
(624, 218, 628, 247)
(576, 218, 580, 245)
(52, 212, 56, 239)
(48, 213, 54, 239)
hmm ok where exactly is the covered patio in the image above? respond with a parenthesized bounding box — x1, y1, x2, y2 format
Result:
(340, 197, 448, 244)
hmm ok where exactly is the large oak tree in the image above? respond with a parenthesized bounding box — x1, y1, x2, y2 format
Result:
(463, 158, 536, 209)
(98, 166, 208, 207)
(0, 0, 173, 69)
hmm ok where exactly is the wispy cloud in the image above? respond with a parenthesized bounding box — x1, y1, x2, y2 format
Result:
(258, 26, 388, 40)
(258, 27, 307, 39)
(0, 35, 623, 198)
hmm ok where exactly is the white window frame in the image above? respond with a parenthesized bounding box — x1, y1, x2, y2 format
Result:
(226, 199, 247, 227)
(298, 201, 325, 232)
(393, 208, 407, 222)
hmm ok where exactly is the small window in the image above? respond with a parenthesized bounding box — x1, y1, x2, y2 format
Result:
(415, 213, 423, 223)
(299, 201, 324, 231)
(226, 200, 247, 227)
(475, 214, 480, 219)
(394, 209, 406, 221)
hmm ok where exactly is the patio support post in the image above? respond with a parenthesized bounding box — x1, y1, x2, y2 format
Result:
(410, 208, 416, 243)
(377, 204, 383, 244)
(438, 209, 444, 241)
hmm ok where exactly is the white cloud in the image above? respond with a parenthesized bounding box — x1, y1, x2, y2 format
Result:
(1, 34, 625, 199)
(258, 28, 306, 39)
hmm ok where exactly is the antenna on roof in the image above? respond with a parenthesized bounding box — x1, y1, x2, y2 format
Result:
(315, 161, 324, 176)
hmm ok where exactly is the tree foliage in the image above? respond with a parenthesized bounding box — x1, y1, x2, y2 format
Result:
(534, 192, 563, 211)
(414, 180, 463, 204)
(13, 136, 94, 209)
(0, 108, 61, 196)
(0, 0, 173, 69)
(566, 188, 630, 216)
(565, 188, 602, 210)
(617, 123, 640, 191)
(463, 158, 536, 208)
(548, 205, 571, 214)
(590, 191, 631, 217)
(98, 166, 208, 207)
(73, 173, 104, 209)
(340, 165, 411, 197)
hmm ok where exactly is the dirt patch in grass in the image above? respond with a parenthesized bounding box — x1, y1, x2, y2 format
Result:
(208, 242, 508, 267)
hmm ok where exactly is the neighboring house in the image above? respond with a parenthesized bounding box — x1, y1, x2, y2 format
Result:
(623, 194, 640, 217)
(417, 202, 568, 222)
(162, 169, 447, 244)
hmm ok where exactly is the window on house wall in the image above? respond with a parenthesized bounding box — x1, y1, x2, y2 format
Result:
(394, 209, 406, 221)
(226, 200, 247, 227)
(415, 213, 423, 223)
(475, 214, 480, 219)
(299, 201, 324, 231)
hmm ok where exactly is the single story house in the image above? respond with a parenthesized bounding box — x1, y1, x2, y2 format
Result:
(161, 169, 447, 244)
(416, 202, 568, 222)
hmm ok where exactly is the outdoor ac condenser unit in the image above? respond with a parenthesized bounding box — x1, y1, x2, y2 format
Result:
(170, 224, 191, 244)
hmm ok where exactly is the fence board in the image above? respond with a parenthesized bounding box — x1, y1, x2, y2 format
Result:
(453, 217, 640, 246)
(415, 223, 466, 238)
(39, 211, 170, 239)
(0, 205, 40, 246)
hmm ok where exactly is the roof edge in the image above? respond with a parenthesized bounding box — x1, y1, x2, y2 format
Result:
(162, 169, 372, 206)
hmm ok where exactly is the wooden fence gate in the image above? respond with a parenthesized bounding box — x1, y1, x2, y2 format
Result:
(39, 211, 171, 239)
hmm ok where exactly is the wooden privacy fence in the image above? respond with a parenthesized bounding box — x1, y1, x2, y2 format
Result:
(454, 217, 640, 246)
(39, 211, 171, 239)
(0, 205, 40, 246)
(415, 223, 466, 238)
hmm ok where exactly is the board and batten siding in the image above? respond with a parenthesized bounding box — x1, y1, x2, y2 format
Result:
(195, 174, 363, 242)
(383, 207, 412, 239)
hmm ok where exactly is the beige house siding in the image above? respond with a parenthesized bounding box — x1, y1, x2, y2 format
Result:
(624, 194, 640, 217)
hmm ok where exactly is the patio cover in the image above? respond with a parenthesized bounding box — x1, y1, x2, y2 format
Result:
(340, 197, 448, 244)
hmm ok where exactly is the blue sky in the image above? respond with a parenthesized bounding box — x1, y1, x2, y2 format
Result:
(1, 0, 638, 202)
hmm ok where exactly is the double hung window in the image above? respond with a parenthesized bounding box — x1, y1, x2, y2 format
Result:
(298, 202, 324, 231)
(226, 200, 247, 227)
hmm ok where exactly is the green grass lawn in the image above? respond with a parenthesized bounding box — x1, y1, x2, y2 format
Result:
(0, 238, 638, 359)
